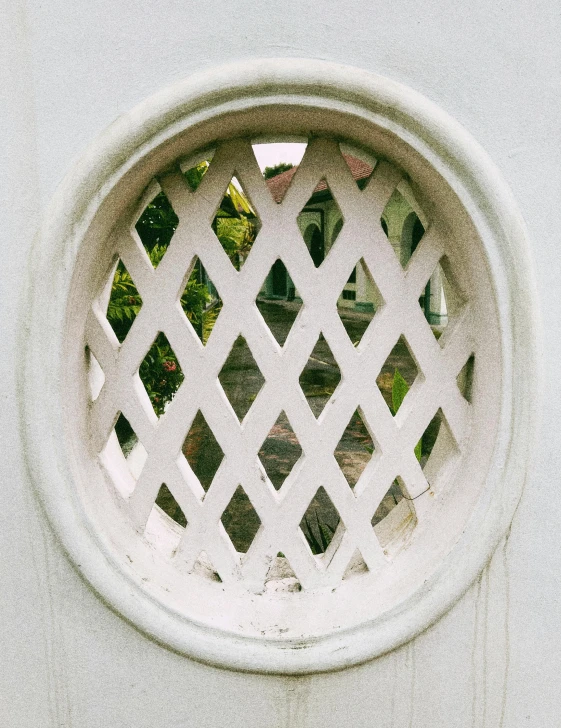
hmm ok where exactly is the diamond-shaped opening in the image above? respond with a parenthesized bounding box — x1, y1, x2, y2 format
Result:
(115, 413, 147, 476)
(100, 413, 147, 498)
(256, 260, 303, 346)
(370, 417, 450, 537)
(86, 346, 105, 401)
(457, 355, 475, 403)
(376, 336, 420, 415)
(114, 412, 134, 451)
(419, 409, 461, 493)
(258, 411, 303, 491)
(218, 336, 265, 422)
(135, 191, 178, 267)
(421, 257, 466, 343)
(297, 183, 343, 267)
(182, 156, 211, 191)
(155, 483, 187, 528)
(221, 486, 261, 553)
(371, 480, 406, 527)
(180, 256, 223, 346)
(419, 410, 444, 470)
(183, 411, 224, 492)
(370, 477, 418, 551)
(212, 175, 260, 271)
(138, 332, 184, 417)
(299, 334, 341, 418)
(254, 139, 307, 204)
(334, 409, 375, 488)
(300, 487, 341, 555)
(381, 190, 426, 269)
(337, 258, 383, 346)
(339, 144, 376, 189)
(106, 259, 143, 343)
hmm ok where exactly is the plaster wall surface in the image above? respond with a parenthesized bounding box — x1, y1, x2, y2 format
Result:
(1, 1, 559, 725)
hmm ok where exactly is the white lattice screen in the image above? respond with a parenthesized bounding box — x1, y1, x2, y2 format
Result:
(85, 137, 473, 593)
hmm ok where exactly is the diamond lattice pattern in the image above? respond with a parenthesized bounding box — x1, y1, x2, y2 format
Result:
(86, 138, 473, 591)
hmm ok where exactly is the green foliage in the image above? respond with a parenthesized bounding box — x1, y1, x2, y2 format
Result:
(215, 216, 257, 270)
(391, 368, 422, 461)
(106, 248, 209, 416)
(201, 305, 221, 346)
(391, 368, 409, 416)
(303, 513, 338, 555)
(219, 182, 254, 216)
(106, 263, 143, 343)
(263, 162, 294, 180)
(139, 333, 185, 417)
(134, 192, 178, 253)
(106, 247, 210, 343)
(184, 161, 208, 192)
(106, 159, 256, 417)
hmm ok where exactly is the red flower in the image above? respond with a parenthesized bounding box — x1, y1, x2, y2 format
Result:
(162, 360, 177, 372)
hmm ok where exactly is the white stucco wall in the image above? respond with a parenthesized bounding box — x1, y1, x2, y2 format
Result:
(1, 1, 559, 726)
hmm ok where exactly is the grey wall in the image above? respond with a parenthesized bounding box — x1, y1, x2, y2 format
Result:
(1, 1, 559, 725)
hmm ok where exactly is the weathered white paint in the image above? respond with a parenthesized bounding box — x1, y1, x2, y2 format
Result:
(2, 1, 559, 725)
(22, 60, 533, 675)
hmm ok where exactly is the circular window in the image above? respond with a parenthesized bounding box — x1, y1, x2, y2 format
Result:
(23, 59, 537, 673)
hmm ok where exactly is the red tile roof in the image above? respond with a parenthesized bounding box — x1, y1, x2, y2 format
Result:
(265, 154, 374, 204)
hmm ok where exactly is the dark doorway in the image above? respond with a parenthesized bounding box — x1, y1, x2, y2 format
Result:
(309, 227, 325, 267)
(411, 217, 425, 252)
(271, 259, 288, 297)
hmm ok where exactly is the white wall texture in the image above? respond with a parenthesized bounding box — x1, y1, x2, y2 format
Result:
(1, 1, 559, 725)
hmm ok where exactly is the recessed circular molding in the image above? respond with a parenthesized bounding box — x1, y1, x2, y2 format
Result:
(21, 58, 539, 674)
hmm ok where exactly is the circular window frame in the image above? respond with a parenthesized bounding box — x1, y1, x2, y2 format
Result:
(22, 58, 538, 674)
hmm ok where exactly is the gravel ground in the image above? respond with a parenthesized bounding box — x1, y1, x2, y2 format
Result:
(158, 299, 441, 552)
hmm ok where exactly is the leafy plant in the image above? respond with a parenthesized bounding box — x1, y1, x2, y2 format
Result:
(391, 368, 422, 461)
(106, 246, 210, 342)
(105, 263, 143, 342)
(138, 334, 185, 417)
(134, 192, 178, 253)
(303, 512, 338, 555)
(214, 216, 257, 270)
(106, 160, 256, 416)
(263, 162, 294, 180)
(201, 304, 221, 346)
